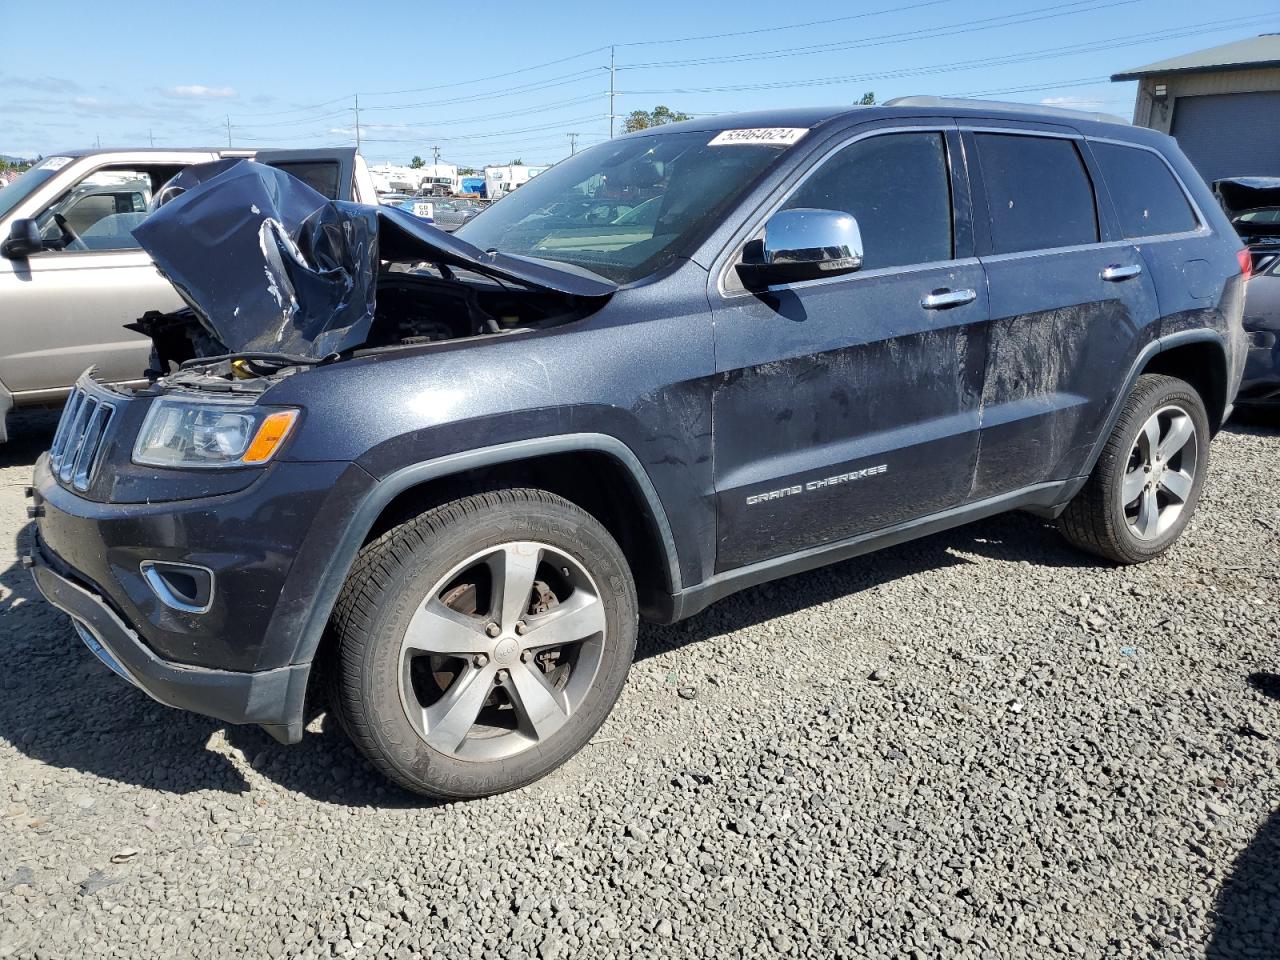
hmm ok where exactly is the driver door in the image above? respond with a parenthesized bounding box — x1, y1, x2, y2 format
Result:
(709, 127, 989, 571)
(0, 155, 212, 396)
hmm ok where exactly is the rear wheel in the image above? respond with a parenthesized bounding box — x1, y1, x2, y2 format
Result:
(328, 488, 637, 799)
(1058, 374, 1210, 564)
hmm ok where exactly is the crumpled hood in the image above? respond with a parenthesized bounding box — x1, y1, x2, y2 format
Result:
(132, 159, 615, 359)
(1213, 177, 1280, 216)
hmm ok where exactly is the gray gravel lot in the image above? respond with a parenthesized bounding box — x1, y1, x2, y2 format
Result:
(1, 410, 1278, 960)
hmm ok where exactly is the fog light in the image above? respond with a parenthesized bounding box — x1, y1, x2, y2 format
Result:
(140, 560, 215, 614)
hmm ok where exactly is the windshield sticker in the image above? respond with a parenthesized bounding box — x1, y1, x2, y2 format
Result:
(709, 128, 808, 147)
(36, 156, 73, 171)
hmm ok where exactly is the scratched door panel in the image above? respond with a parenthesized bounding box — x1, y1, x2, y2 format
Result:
(965, 130, 1160, 498)
(711, 260, 988, 571)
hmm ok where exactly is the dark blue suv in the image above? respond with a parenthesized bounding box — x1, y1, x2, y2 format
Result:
(27, 99, 1248, 798)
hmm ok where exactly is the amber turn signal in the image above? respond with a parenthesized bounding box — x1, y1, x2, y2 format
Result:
(242, 410, 299, 465)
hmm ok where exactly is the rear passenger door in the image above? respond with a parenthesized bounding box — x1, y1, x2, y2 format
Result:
(966, 128, 1160, 499)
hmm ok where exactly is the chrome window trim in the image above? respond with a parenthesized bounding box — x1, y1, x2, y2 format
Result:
(1081, 134, 1212, 243)
(980, 239, 1131, 266)
(715, 124, 959, 301)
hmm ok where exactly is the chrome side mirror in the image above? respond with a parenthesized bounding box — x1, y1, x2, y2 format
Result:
(736, 208, 863, 288)
(1, 218, 44, 259)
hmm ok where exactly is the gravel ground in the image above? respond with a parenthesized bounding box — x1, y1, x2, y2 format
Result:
(1, 409, 1278, 960)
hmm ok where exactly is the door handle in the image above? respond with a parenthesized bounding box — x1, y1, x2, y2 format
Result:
(921, 288, 977, 310)
(1101, 263, 1143, 282)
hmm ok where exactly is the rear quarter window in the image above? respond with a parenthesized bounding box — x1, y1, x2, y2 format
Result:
(268, 161, 341, 199)
(975, 133, 1099, 254)
(1090, 141, 1199, 238)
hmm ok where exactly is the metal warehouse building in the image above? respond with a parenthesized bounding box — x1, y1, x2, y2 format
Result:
(1112, 34, 1280, 182)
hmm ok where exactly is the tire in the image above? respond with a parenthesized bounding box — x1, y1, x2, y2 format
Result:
(328, 488, 638, 800)
(1058, 373, 1210, 564)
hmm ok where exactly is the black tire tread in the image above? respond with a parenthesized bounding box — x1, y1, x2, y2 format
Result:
(1057, 373, 1204, 564)
(326, 487, 596, 799)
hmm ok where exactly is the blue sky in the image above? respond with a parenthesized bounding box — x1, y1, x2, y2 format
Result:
(2, 0, 1276, 166)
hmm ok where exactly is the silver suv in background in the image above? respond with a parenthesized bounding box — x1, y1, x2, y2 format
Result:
(0, 147, 378, 441)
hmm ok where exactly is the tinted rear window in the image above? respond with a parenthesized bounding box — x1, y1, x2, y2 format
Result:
(976, 133, 1098, 254)
(269, 161, 341, 199)
(1090, 141, 1198, 238)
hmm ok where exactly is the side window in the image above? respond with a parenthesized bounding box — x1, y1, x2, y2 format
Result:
(975, 134, 1098, 254)
(1090, 141, 1199, 238)
(35, 168, 156, 253)
(782, 132, 953, 271)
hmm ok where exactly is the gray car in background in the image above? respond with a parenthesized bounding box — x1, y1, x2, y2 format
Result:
(0, 147, 377, 441)
(428, 198, 484, 232)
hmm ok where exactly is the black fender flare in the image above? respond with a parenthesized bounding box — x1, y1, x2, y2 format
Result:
(1075, 328, 1232, 490)
(287, 432, 682, 670)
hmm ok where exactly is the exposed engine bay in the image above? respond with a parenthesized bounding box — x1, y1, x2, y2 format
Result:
(126, 158, 615, 389)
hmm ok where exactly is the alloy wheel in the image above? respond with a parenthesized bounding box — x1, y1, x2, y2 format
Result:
(1122, 404, 1198, 541)
(397, 541, 607, 761)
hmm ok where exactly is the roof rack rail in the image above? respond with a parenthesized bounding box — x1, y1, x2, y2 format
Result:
(883, 96, 1130, 126)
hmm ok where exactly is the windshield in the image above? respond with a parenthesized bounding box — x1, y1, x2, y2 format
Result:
(456, 130, 791, 283)
(0, 158, 72, 220)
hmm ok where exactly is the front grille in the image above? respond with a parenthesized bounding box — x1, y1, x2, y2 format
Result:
(49, 386, 116, 491)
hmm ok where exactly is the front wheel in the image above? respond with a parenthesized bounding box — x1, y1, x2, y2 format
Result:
(328, 488, 638, 799)
(1058, 373, 1210, 564)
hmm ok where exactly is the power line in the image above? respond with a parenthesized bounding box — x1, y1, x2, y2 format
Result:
(616, 14, 1277, 96)
(358, 113, 604, 144)
(360, 46, 611, 98)
(617, 0, 956, 46)
(622, 0, 1142, 70)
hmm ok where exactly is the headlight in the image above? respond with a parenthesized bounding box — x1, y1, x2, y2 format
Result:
(133, 398, 299, 468)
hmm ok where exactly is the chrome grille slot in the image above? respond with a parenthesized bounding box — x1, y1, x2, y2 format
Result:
(49, 386, 116, 492)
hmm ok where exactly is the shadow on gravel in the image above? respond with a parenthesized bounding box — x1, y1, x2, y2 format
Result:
(0, 409, 62, 468)
(223, 717, 434, 809)
(1207, 671, 1280, 958)
(1207, 811, 1280, 958)
(1224, 409, 1279, 434)
(1247, 672, 1280, 701)
(636, 509, 1096, 662)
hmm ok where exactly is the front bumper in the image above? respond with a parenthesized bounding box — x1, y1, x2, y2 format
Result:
(30, 536, 309, 742)
(28, 445, 379, 743)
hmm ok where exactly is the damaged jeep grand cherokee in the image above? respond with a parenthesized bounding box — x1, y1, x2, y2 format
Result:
(28, 101, 1248, 799)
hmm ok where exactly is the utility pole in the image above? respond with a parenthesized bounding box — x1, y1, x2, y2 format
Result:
(95, 133, 101, 149)
(432, 145, 440, 166)
(353, 94, 362, 152)
(567, 132, 578, 156)
(225, 116, 232, 147)
(608, 45, 616, 139)
(149, 128, 154, 148)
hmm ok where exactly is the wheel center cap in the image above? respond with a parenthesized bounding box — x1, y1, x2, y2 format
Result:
(493, 637, 520, 665)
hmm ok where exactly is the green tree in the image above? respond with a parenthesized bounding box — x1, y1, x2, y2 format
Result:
(409, 155, 424, 168)
(857, 91, 876, 105)
(507, 158, 524, 166)
(624, 105, 693, 133)
(457, 166, 478, 175)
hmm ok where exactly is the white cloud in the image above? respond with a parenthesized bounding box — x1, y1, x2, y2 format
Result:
(162, 84, 237, 100)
